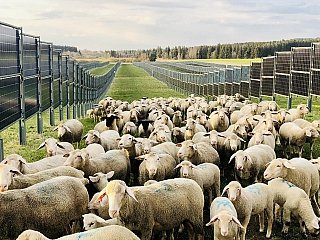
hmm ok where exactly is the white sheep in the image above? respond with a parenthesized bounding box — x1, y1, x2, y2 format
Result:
(54, 119, 84, 146)
(122, 121, 138, 136)
(239, 103, 258, 115)
(82, 213, 118, 230)
(247, 130, 275, 149)
(208, 108, 230, 132)
(172, 110, 183, 127)
(177, 140, 220, 165)
(222, 181, 274, 240)
(229, 144, 276, 183)
(89, 171, 115, 191)
(268, 178, 320, 236)
(279, 122, 316, 158)
(37, 138, 74, 157)
(96, 178, 204, 239)
(206, 197, 244, 240)
(82, 143, 105, 159)
(16, 225, 140, 240)
(175, 160, 220, 205)
(285, 104, 309, 122)
(149, 124, 172, 143)
(264, 157, 320, 215)
(84, 130, 120, 151)
(184, 118, 207, 140)
(3, 154, 66, 174)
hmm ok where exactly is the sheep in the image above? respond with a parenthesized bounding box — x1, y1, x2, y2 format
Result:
(285, 104, 309, 122)
(247, 130, 275, 149)
(93, 120, 109, 133)
(64, 149, 130, 180)
(149, 125, 172, 143)
(171, 127, 186, 143)
(100, 114, 120, 132)
(175, 160, 220, 205)
(82, 143, 105, 159)
(268, 178, 320, 236)
(0, 164, 84, 192)
(147, 141, 179, 163)
(172, 110, 183, 127)
(257, 100, 279, 114)
(177, 140, 220, 165)
(96, 178, 204, 240)
(88, 193, 110, 220)
(184, 118, 207, 140)
(221, 181, 274, 240)
(37, 138, 74, 157)
(54, 119, 83, 146)
(3, 154, 67, 174)
(279, 122, 316, 158)
(264, 157, 320, 216)
(208, 108, 230, 132)
(226, 123, 248, 141)
(89, 171, 115, 191)
(206, 197, 244, 240)
(84, 130, 120, 151)
(121, 108, 140, 124)
(16, 225, 140, 240)
(192, 131, 212, 146)
(82, 213, 118, 231)
(0, 176, 89, 239)
(137, 120, 154, 138)
(144, 179, 158, 186)
(229, 144, 276, 184)
(240, 103, 258, 115)
(137, 153, 176, 185)
(122, 121, 138, 136)
(229, 102, 245, 113)
(293, 118, 320, 159)
(230, 110, 246, 124)
(154, 114, 174, 130)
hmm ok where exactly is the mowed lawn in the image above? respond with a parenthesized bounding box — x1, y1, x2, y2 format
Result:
(107, 63, 185, 102)
(90, 63, 115, 75)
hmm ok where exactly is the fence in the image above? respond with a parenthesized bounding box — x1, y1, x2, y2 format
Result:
(0, 21, 120, 157)
(135, 42, 320, 110)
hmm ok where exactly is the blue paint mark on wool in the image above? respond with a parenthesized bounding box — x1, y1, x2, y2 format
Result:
(246, 185, 261, 195)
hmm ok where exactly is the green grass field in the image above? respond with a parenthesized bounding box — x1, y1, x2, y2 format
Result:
(90, 63, 115, 75)
(107, 63, 185, 102)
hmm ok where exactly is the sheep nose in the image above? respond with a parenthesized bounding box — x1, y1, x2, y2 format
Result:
(119, 143, 124, 147)
(183, 173, 188, 177)
(221, 230, 228, 236)
(0, 185, 8, 192)
(237, 166, 243, 171)
(85, 141, 89, 145)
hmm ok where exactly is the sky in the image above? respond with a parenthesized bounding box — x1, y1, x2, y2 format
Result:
(0, 0, 319, 51)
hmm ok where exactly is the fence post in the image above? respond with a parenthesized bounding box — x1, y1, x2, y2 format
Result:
(58, 51, 63, 121)
(0, 139, 3, 161)
(73, 62, 77, 119)
(18, 28, 27, 145)
(66, 56, 70, 119)
(288, 49, 293, 109)
(36, 37, 43, 134)
(49, 44, 55, 126)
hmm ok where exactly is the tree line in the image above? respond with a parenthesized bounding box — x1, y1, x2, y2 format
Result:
(107, 38, 320, 61)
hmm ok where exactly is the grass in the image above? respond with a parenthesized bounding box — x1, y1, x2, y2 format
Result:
(107, 63, 185, 102)
(90, 63, 115, 75)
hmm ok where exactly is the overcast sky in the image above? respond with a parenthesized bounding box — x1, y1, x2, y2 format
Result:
(1, 0, 319, 50)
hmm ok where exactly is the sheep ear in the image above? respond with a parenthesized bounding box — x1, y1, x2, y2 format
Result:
(18, 157, 27, 164)
(174, 163, 182, 169)
(135, 155, 145, 161)
(206, 215, 219, 226)
(93, 132, 100, 138)
(228, 152, 237, 164)
(203, 133, 210, 137)
(132, 138, 138, 143)
(245, 155, 253, 164)
(191, 144, 198, 151)
(217, 133, 226, 138)
(106, 171, 115, 179)
(125, 186, 138, 202)
(89, 176, 100, 183)
(238, 137, 246, 142)
(53, 126, 59, 131)
(263, 131, 272, 136)
(231, 216, 244, 228)
(64, 125, 72, 133)
(10, 168, 22, 177)
(38, 142, 46, 150)
(221, 186, 229, 196)
(96, 189, 107, 203)
(283, 160, 296, 169)
(191, 163, 197, 168)
(82, 134, 88, 140)
(57, 143, 65, 149)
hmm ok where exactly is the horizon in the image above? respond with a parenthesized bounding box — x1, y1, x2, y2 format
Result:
(1, 0, 319, 51)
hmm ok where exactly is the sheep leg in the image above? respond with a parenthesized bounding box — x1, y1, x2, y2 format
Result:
(310, 141, 314, 159)
(208, 188, 213, 208)
(240, 216, 250, 240)
(281, 206, 291, 234)
(298, 146, 303, 158)
(140, 229, 153, 240)
(258, 212, 265, 232)
(311, 195, 320, 216)
(184, 221, 195, 240)
(274, 204, 282, 223)
(266, 203, 274, 238)
(298, 217, 307, 236)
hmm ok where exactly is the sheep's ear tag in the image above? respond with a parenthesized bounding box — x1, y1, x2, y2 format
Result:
(126, 187, 138, 202)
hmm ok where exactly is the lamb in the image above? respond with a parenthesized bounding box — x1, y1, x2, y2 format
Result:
(268, 178, 320, 236)
(122, 121, 138, 136)
(247, 130, 275, 149)
(64, 149, 130, 180)
(84, 129, 120, 151)
(3, 154, 67, 174)
(37, 138, 74, 157)
(222, 181, 274, 240)
(279, 122, 315, 158)
(285, 104, 309, 122)
(82, 213, 118, 230)
(54, 119, 84, 146)
(177, 140, 220, 165)
(184, 118, 207, 140)
(137, 153, 176, 185)
(206, 197, 244, 240)
(264, 157, 320, 215)
(96, 178, 204, 240)
(89, 171, 115, 191)
(0, 176, 89, 239)
(208, 108, 230, 132)
(175, 160, 220, 205)
(0, 164, 84, 192)
(229, 144, 276, 184)
(293, 118, 320, 159)
(16, 225, 140, 240)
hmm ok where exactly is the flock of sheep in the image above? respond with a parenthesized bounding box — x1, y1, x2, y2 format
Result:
(1, 94, 320, 240)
